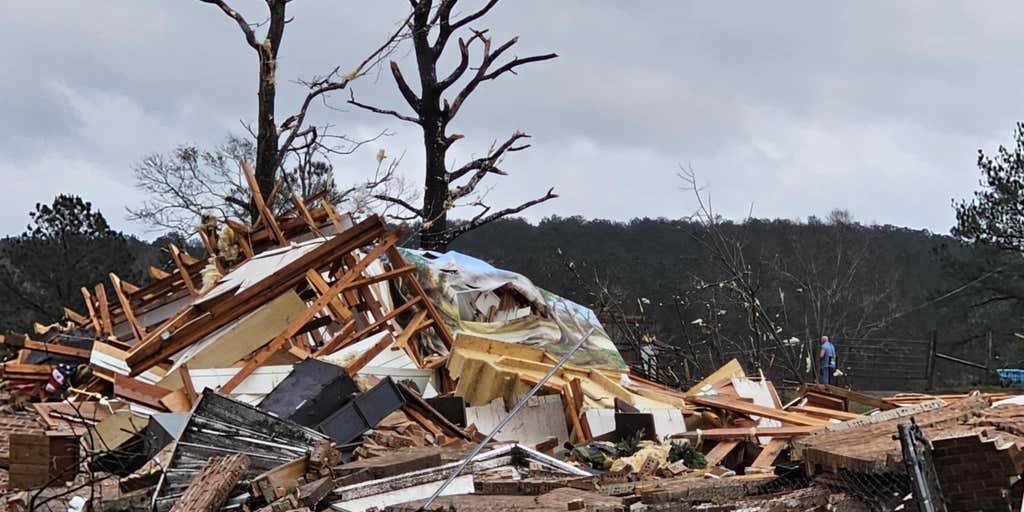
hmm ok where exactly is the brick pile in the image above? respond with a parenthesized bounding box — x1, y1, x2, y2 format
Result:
(931, 431, 1024, 511)
(0, 412, 43, 465)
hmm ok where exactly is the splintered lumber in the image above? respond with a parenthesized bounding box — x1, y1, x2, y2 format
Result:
(114, 374, 170, 411)
(297, 477, 334, 508)
(3, 334, 90, 359)
(170, 453, 250, 512)
(109, 272, 146, 342)
(62, 307, 89, 326)
(148, 265, 171, 280)
(126, 215, 387, 376)
(80, 287, 102, 333)
(670, 426, 819, 442)
(95, 283, 113, 335)
(219, 233, 402, 393)
(169, 244, 199, 296)
(0, 363, 53, 381)
(251, 456, 308, 500)
(686, 359, 745, 396)
(242, 160, 286, 245)
(788, 405, 862, 421)
(747, 438, 788, 473)
(153, 390, 328, 512)
(797, 383, 896, 411)
(689, 396, 829, 427)
(386, 246, 456, 349)
(703, 440, 740, 467)
(344, 334, 397, 375)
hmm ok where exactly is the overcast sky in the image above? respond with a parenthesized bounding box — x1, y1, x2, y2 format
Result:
(1, 1, 1018, 238)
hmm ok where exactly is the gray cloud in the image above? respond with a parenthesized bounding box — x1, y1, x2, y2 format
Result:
(1, 1, 1019, 237)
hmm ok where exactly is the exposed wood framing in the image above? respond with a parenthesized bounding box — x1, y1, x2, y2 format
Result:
(94, 283, 113, 336)
(148, 266, 171, 281)
(80, 287, 102, 333)
(62, 307, 89, 326)
(109, 273, 146, 343)
(292, 193, 324, 238)
(169, 244, 199, 297)
(126, 216, 386, 375)
(242, 160, 286, 245)
(219, 238, 408, 393)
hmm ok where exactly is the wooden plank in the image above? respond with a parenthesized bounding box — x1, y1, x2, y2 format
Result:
(318, 296, 423, 357)
(292, 194, 324, 238)
(250, 456, 308, 500)
(797, 383, 897, 411)
(562, 386, 586, 443)
(171, 453, 250, 512)
(670, 426, 819, 441)
(689, 396, 829, 427)
(160, 389, 192, 413)
(305, 269, 353, 321)
(149, 266, 171, 281)
(0, 363, 53, 380)
(386, 246, 456, 350)
(322, 202, 346, 232)
(120, 278, 141, 295)
(242, 160, 287, 246)
(686, 359, 745, 396)
(703, 440, 739, 467)
(179, 365, 198, 405)
(80, 287, 102, 333)
(748, 438, 787, 471)
(114, 374, 170, 411)
(17, 338, 91, 359)
(391, 309, 429, 352)
(788, 405, 862, 421)
(344, 334, 397, 375)
(63, 307, 89, 326)
(265, 179, 284, 214)
(95, 283, 113, 336)
(170, 244, 199, 296)
(109, 273, 146, 342)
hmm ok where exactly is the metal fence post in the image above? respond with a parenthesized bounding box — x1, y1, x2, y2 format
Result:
(901, 419, 937, 512)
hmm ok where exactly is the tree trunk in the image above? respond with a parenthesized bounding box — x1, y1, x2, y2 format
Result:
(412, 0, 449, 251)
(251, 0, 286, 222)
(420, 129, 449, 251)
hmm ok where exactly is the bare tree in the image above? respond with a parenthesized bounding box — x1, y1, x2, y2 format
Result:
(195, 0, 411, 219)
(349, 0, 558, 251)
(128, 135, 419, 235)
(678, 168, 807, 382)
(770, 219, 897, 343)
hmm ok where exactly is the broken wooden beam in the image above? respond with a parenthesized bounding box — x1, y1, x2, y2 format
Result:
(670, 426, 820, 442)
(170, 453, 250, 512)
(689, 396, 829, 427)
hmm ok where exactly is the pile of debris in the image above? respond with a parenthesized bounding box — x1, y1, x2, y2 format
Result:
(3, 164, 1024, 511)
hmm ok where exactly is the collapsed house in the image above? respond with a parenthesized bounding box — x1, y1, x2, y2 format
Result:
(2, 166, 1024, 511)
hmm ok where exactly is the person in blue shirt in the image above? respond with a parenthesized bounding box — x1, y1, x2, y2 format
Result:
(819, 336, 837, 385)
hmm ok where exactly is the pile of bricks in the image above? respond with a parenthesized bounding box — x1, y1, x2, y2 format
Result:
(931, 430, 1024, 511)
(0, 412, 43, 466)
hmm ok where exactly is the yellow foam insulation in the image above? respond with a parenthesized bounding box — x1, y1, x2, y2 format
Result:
(446, 334, 686, 410)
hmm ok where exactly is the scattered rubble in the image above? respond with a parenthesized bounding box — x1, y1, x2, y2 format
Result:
(2, 166, 1024, 511)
